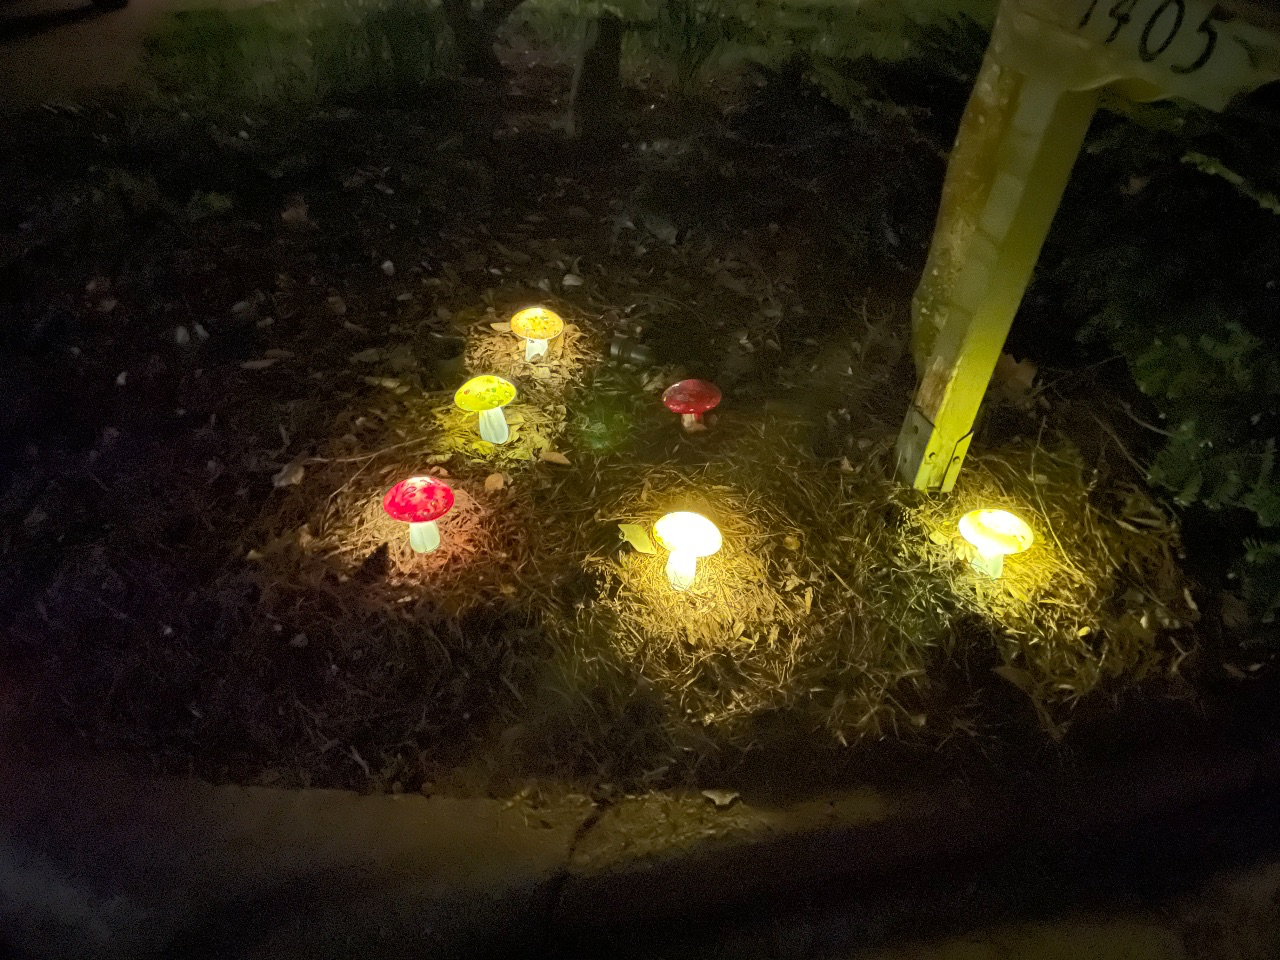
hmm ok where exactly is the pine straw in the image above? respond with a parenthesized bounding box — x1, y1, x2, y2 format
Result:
(901, 444, 1193, 724)
(239, 373, 1196, 780)
(462, 316, 601, 397)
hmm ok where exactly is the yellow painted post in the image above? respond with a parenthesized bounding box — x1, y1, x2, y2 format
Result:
(897, 0, 1280, 492)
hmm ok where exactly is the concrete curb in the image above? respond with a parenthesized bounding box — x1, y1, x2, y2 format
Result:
(3, 737, 1280, 958)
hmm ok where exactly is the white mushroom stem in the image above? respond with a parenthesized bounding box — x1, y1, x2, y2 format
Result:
(680, 413, 704, 430)
(666, 550, 698, 591)
(971, 552, 1005, 578)
(478, 407, 510, 445)
(408, 521, 441, 554)
(523, 337, 548, 361)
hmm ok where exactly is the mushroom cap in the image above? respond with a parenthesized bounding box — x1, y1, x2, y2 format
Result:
(654, 511, 722, 558)
(662, 379, 722, 415)
(510, 307, 564, 341)
(455, 375, 516, 412)
(958, 509, 1034, 558)
(383, 476, 454, 524)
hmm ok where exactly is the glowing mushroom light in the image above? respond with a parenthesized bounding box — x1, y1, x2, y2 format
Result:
(654, 511, 722, 592)
(510, 307, 564, 362)
(662, 379, 721, 432)
(455, 375, 516, 445)
(958, 509, 1034, 578)
(383, 476, 454, 554)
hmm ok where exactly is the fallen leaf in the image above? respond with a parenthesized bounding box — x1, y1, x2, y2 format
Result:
(281, 195, 311, 226)
(97, 298, 118, 313)
(562, 273, 583, 287)
(241, 358, 278, 370)
(484, 472, 505, 492)
(349, 348, 383, 363)
(327, 294, 347, 315)
(381, 260, 395, 276)
(618, 523, 656, 554)
(701, 789, 739, 808)
(540, 450, 571, 465)
(490, 321, 512, 332)
(272, 460, 306, 488)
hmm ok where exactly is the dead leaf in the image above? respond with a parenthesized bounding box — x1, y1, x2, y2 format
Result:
(281, 195, 311, 227)
(240, 358, 278, 370)
(540, 450, 571, 466)
(327, 294, 347, 315)
(490, 321, 512, 333)
(701, 789, 739, 808)
(562, 273, 583, 287)
(349, 348, 383, 363)
(484, 472, 505, 492)
(993, 352, 1037, 404)
(272, 460, 306, 488)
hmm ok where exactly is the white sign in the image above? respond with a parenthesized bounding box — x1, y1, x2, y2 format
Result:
(996, 0, 1280, 110)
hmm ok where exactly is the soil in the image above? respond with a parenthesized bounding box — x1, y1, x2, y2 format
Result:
(1, 46, 1277, 797)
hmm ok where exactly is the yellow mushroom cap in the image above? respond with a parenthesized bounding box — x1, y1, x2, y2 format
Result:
(454, 375, 517, 412)
(654, 512, 722, 558)
(958, 509, 1034, 558)
(510, 307, 564, 341)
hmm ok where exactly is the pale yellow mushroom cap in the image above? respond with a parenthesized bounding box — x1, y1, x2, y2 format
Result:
(958, 509, 1034, 558)
(510, 307, 564, 342)
(454, 375, 517, 412)
(654, 512, 722, 558)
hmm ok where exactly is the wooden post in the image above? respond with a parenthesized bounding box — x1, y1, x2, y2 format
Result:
(897, 0, 1280, 492)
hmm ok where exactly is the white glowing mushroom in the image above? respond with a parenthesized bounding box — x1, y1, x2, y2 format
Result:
(958, 509, 1034, 577)
(455, 375, 517, 445)
(654, 511, 722, 591)
(510, 307, 564, 362)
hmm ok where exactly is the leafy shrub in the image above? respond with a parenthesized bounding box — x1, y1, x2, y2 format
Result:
(144, 0, 452, 106)
(1059, 100, 1280, 629)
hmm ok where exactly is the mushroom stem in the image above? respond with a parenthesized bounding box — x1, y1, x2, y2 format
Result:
(971, 552, 1004, 578)
(408, 520, 441, 554)
(524, 337, 548, 362)
(680, 413, 703, 431)
(478, 407, 510, 445)
(666, 550, 698, 591)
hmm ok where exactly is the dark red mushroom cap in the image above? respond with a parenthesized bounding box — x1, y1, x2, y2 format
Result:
(662, 379, 722, 415)
(383, 476, 454, 523)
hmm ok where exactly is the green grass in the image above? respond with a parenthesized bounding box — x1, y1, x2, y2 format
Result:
(511, 0, 994, 88)
(144, 0, 452, 106)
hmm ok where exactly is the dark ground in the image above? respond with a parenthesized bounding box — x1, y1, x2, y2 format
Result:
(1, 44, 1277, 799)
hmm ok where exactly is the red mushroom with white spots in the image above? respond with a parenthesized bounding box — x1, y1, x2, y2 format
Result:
(383, 476, 454, 554)
(662, 379, 721, 432)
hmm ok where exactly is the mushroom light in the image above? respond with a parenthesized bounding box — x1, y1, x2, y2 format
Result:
(455, 375, 516, 445)
(383, 476, 454, 554)
(958, 509, 1033, 578)
(663, 379, 721, 432)
(510, 307, 564, 362)
(654, 511, 722, 591)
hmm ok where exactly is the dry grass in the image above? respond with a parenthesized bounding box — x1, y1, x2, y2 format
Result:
(236, 308, 1197, 784)
(905, 449, 1190, 698)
